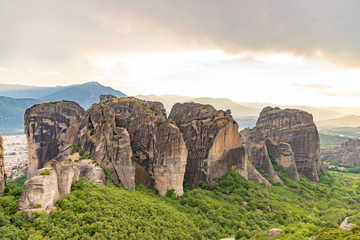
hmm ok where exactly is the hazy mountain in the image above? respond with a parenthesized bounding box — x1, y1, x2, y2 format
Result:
(0, 82, 127, 134)
(40, 82, 126, 109)
(317, 115, 360, 129)
(135, 94, 194, 112)
(0, 96, 43, 135)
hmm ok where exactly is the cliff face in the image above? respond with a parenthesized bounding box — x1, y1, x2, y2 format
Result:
(321, 138, 360, 164)
(25, 101, 86, 178)
(79, 101, 135, 190)
(0, 135, 6, 193)
(110, 97, 187, 195)
(240, 127, 283, 184)
(256, 107, 326, 182)
(169, 103, 247, 187)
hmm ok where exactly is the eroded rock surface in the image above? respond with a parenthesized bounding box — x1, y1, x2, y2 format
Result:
(240, 127, 283, 184)
(256, 107, 326, 182)
(269, 228, 282, 238)
(169, 103, 247, 187)
(79, 101, 135, 190)
(0, 135, 6, 193)
(321, 138, 360, 165)
(18, 159, 105, 215)
(25, 101, 86, 178)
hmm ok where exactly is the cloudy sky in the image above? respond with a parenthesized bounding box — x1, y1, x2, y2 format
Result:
(1, 0, 360, 106)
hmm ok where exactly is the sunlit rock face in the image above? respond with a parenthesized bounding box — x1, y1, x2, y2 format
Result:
(24, 101, 86, 178)
(18, 160, 105, 215)
(321, 138, 360, 165)
(0, 136, 6, 193)
(169, 103, 248, 187)
(240, 127, 283, 184)
(256, 107, 326, 182)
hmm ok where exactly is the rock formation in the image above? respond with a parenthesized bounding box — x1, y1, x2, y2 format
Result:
(169, 103, 247, 187)
(256, 107, 326, 182)
(269, 228, 282, 238)
(18, 158, 105, 215)
(79, 100, 135, 190)
(107, 97, 187, 195)
(25, 101, 86, 178)
(266, 138, 300, 181)
(240, 127, 283, 184)
(0, 135, 6, 193)
(321, 138, 360, 165)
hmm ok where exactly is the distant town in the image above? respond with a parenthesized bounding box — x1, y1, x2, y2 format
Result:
(3, 135, 27, 180)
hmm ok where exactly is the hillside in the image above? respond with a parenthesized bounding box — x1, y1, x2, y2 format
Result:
(1, 170, 360, 239)
(0, 97, 43, 135)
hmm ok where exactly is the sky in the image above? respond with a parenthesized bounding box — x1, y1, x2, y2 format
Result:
(1, 0, 360, 107)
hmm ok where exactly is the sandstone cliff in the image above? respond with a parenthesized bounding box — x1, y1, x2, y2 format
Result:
(321, 138, 360, 165)
(25, 101, 86, 178)
(169, 103, 247, 187)
(240, 127, 283, 184)
(256, 107, 326, 182)
(0, 136, 6, 193)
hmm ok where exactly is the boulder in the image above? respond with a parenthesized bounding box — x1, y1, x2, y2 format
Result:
(321, 138, 360, 165)
(25, 101, 86, 178)
(169, 103, 247, 187)
(256, 107, 326, 182)
(0, 136, 6, 193)
(240, 127, 283, 184)
(269, 228, 282, 238)
(266, 138, 300, 181)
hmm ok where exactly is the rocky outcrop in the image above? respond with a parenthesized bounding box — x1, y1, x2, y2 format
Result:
(109, 97, 187, 195)
(25, 101, 86, 178)
(79, 101, 135, 190)
(256, 107, 326, 182)
(240, 127, 283, 184)
(321, 138, 360, 165)
(0, 136, 6, 193)
(169, 103, 247, 187)
(99, 94, 116, 104)
(266, 138, 300, 181)
(18, 158, 105, 215)
(79, 97, 187, 195)
(247, 162, 271, 186)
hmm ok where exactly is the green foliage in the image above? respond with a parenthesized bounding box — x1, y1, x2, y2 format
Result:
(8, 175, 27, 187)
(101, 118, 108, 124)
(155, 120, 163, 126)
(35, 204, 41, 208)
(2, 169, 360, 239)
(97, 105, 104, 110)
(39, 170, 51, 175)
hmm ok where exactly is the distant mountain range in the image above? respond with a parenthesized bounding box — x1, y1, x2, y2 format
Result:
(0, 82, 127, 135)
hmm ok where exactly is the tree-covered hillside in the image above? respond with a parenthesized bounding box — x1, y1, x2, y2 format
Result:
(1, 167, 360, 239)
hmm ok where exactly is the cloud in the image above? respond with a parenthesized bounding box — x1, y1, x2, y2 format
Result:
(1, 0, 360, 68)
(292, 83, 333, 89)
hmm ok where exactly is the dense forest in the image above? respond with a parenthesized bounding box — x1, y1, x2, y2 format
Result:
(2, 164, 360, 239)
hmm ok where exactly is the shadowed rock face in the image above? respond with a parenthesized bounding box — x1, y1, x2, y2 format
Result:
(266, 138, 300, 181)
(256, 107, 326, 182)
(18, 160, 105, 215)
(25, 101, 86, 178)
(240, 127, 283, 184)
(79, 101, 135, 190)
(169, 103, 247, 187)
(321, 138, 360, 165)
(0, 136, 6, 193)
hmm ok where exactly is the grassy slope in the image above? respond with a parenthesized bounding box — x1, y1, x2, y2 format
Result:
(1, 169, 360, 240)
